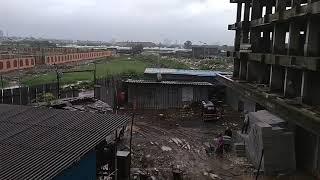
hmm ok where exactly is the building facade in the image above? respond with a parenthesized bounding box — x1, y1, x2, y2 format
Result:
(218, 0, 320, 176)
(192, 45, 219, 59)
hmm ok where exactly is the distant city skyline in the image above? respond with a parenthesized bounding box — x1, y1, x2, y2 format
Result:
(1, 0, 237, 45)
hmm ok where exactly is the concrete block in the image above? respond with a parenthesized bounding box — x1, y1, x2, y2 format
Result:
(243, 110, 296, 175)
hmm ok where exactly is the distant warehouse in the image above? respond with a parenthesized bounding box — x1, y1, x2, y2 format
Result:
(191, 45, 219, 59)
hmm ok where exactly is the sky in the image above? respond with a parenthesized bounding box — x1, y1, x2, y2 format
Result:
(0, 0, 237, 45)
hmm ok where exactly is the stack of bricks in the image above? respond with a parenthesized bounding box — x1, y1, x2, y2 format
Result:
(245, 110, 296, 175)
(234, 142, 246, 157)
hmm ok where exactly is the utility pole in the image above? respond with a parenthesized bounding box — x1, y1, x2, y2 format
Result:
(17, 42, 22, 104)
(158, 45, 160, 68)
(55, 66, 61, 98)
(94, 62, 97, 84)
(1, 75, 3, 89)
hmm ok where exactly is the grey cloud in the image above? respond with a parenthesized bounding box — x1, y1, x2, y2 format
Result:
(0, 0, 236, 45)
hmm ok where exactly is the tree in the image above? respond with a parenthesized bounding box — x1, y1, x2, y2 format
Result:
(132, 44, 144, 55)
(184, 41, 192, 49)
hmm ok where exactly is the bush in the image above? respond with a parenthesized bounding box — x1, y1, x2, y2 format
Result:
(36, 93, 56, 103)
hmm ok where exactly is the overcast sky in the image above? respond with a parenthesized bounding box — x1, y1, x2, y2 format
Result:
(1, 0, 237, 45)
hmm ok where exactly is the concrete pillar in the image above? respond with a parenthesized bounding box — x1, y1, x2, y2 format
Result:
(276, 0, 286, 12)
(291, 0, 301, 8)
(288, 22, 300, 56)
(283, 68, 288, 97)
(235, 30, 241, 51)
(301, 71, 307, 100)
(244, 3, 250, 21)
(313, 135, 319, 172)
(251, 0, 262, 20)
(233, 59, 240, 78)
(246, 61, 250, 81)
(272, 24, 286, 54)
(237, 3, 242, 22)
(304, 16, 320, 57)
(239, 59, 248, 80)
(269, 65, 274, 88)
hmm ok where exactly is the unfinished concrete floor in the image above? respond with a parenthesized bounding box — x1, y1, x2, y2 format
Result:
(122, 106, 257, 180)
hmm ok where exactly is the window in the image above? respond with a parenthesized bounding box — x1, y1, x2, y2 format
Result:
(31, 59, 35, 65)
(47, 57, 50, 63)
(0, 62, 3, 70)
(51, 57, 54, 63)
(55, 57, 57, 62)
(20, 60, 23, 67)
(25, 59, 29, 66)
(58, 56, 60, 62)
(13, 60, 17, 67)
(6, 61, 11, 69)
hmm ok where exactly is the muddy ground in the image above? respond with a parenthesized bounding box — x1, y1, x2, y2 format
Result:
(122, 106, 256, 180)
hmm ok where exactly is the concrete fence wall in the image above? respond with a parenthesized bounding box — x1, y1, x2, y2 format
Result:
(0, 57, 36, 73)
(45, 51, 112, 65)
(0, 50, 112, 73)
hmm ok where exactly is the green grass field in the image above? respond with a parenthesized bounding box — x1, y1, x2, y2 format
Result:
(21, 55, 189, 86)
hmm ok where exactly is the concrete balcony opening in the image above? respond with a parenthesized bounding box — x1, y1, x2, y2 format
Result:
(269, 65, 286, 95)
(246, 61, 270, 85)
(303, 71, 320, 106)
(284, 68, 302, 99)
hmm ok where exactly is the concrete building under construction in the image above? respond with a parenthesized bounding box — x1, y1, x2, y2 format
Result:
(218, 0, 320, 177)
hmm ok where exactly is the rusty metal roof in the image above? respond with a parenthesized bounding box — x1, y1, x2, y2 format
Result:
(125, 79, 213, 86)
(0, 104, 129, 179)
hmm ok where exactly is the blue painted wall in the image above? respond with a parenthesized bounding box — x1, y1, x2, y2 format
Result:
(54, 150, 96, 180)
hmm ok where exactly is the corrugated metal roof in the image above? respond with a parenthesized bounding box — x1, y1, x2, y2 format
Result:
(0, 104, 129, 180)
(144, 68, 223, 77)
(125, 79, 213, 86)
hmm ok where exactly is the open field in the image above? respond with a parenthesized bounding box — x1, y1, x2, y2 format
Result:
(20, 55, 189, 87)
(2, 54, 232, 88)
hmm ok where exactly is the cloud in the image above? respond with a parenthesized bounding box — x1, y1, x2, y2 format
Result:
(0, 0, 237, 45)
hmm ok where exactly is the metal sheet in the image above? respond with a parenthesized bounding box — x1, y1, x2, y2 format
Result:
(0, 104, 129, 179)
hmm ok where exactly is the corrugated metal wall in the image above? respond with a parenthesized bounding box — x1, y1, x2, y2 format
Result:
(0, 83, 79, 105)
(95, 78, 121, 108)
(128, 84, 209, 109)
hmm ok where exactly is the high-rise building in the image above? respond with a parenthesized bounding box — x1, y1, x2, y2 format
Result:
(218, 0, 320, 176)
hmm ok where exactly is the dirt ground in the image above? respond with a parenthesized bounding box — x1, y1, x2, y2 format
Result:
(123, 106, 257, 180)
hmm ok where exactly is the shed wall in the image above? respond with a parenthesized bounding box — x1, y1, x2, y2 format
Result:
(54, 150, 96, 180)
(128, 84, 209, 109)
